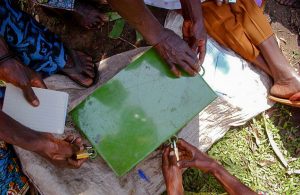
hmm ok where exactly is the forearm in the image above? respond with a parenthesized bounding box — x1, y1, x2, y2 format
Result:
(166, 182, 184, 195)
(0, 111, 42, 152)
(179, 0, 203, 21)
(107, 0, 166, 45)
(209, 162, 256, 195)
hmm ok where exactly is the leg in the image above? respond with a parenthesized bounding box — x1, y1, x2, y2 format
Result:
(258, 36, 300, 99)
(252, 54, 272, 76)
(0, 0, 97, 87)
(202, 0, 300, 105)
(38, 0, 109, 29)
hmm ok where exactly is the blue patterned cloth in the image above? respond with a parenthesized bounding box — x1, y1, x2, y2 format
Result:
(38, 0, 75, 10)
(0, 0, 67, 75)
(0, 142, 29, 195)
(0, 0, 67, 97)
(0, 0, 68, 193)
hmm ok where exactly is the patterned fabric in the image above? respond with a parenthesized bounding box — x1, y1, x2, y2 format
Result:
(0, 0, 67, 76)
(37, 0, 75, 10)
(0, 0, 68, 193)
(0, 142, 29, 195)
(0, 0, 68, 97)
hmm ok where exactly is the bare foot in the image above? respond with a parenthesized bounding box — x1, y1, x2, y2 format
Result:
(60, 50, 97, 87)
(270, 73, 300, 100)
(72, 0, 109, 29)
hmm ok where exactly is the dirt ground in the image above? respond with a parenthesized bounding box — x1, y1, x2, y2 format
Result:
(265, 0, 300, 71)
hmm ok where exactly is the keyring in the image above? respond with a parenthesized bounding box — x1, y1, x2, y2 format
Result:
(86, 146, 97, 159)
(195, 59, 205, 77)
(200, 66, 205, 77)
(168, 135, 178, 146)
(75, 146, 97, 160)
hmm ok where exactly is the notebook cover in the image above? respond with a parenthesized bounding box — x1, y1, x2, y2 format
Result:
(71, 48, 217, 176)
(3, 84, 68, 134)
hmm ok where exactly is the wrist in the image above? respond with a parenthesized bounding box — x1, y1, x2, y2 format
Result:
(26, 132, 49, 153)
(206, 160, 222, 175)
(146, 27, 169, 46)
(194, 157, 219, 173)
(166, 184, 184, 195)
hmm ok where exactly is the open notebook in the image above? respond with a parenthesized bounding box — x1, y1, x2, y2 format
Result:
(3, 84, 68, 134)
(71, 48, 217, 176)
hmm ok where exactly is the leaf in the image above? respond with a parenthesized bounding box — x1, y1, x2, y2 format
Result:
(106, 12, 122, 22)
(109, 19, 125, 39)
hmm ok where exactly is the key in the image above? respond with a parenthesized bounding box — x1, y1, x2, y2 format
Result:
(173, 140, 180, 162)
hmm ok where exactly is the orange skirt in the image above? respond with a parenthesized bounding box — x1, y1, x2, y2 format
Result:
(202, 0, 273, 62)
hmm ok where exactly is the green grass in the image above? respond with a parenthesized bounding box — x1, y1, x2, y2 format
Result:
(183, 105, 300, 194)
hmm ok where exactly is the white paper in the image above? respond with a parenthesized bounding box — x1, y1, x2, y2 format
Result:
(3, 84, 68, 134)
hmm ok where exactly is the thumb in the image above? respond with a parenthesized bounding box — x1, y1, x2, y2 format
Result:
(28, 69, 47, 89)
(289, 92, 300, 101)
(169, 151, 178, 166)
(22, 84, 39, 107)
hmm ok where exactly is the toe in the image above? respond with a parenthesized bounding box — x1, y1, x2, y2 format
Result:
(99, 14, 109, 23)
(80, 76, 93, 87)
(83, 61, 96, 78)
(84, 68, 95, 78)
(290, 92, 300, 101)
(99, 0, 108, 4)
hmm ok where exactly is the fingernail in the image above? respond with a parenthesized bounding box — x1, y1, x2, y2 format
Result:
(32, 100, 39, 106)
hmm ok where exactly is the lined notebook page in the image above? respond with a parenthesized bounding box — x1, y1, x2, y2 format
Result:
(3, 84, 68, 134)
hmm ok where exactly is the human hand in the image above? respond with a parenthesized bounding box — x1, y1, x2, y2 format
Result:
(0, 58, 46, 107)
(162, 146, 184, 195)
(154, 29, 200, 77)
(35, 134, 87, 169)
(176, 139, 216, 173)
(182, 19, 207, 67)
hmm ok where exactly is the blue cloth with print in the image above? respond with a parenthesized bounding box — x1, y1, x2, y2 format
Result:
(0, 0, 68, 193)
(38, 0, 75, 10)
(0, 0, 67, 76)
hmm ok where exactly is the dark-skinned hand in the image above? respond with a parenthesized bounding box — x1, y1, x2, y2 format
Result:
(36, 134, 87, 169)
(162, 146, 184, 195)
(0, 56, 46, 107)
(182, 19, 207, 67)
(154, 29, 200, 77)
(176, 139, 216, 173)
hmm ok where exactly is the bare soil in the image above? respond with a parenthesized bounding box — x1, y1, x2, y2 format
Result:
(265, 0, 300, 70)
